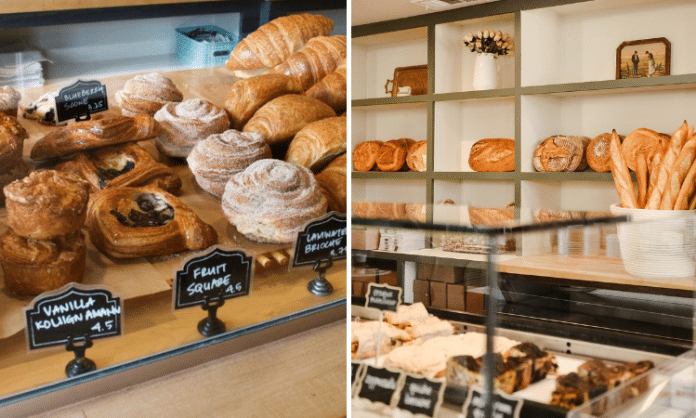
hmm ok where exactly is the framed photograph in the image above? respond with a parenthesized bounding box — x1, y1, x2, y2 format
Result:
(616, 37, 670, 79)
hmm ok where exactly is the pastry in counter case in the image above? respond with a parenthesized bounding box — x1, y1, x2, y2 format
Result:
(0, 114, 28, 172)
(30, 114, 160, 160)
(351, 319, 411, 360)
(315, 153, 346, 213)
(187, 129, 271, 197)
(225, 74, 303, 130)
(4, 170, 90, 240)
(56, 143, 182, 194)
(383, 301, 430, 327)
(352, 140, 383, 172)
(285, 115, 346, 172)
(0, 86, 21, 117)
(115, 72, 183, 117)
(86, 185, 217, 258)
(153, 98, 230, 158)
(243, 94, 336, 145)
(225, 14, 334, 78)
(22, 91, 61, 125)
(269, 35, 347, 91)
(221, 159, 327, 243)
(0, 230, 86, 297)
(305, 59, 346, 113)
(448, 353, 533, 395)
(0, 160, 30, 207)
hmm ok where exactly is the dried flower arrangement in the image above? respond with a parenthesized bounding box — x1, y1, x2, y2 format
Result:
(462, 30, 514, 56)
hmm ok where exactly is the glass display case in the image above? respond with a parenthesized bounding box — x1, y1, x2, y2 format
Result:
(351, 202, 696, 417)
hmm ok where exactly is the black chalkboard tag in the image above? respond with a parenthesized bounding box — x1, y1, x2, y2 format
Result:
(292, 211, 347, 267)
(55, 80, 108, 123)
(173, 246, 253, 337)
(395, 374, 446, 418)
(365, 283, 402, 312)
(356, 365, 404, 407)
(462, 387, 523, 418)
(24, 283, 122, 377)
(351, 361, 365, 398)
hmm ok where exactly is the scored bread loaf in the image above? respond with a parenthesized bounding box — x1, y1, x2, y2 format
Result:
(586, 133, 616, 172)
(376, 138, 415, 172)
(468, 138, 514, 172)
(225, 14, 334, 78)
(225, 74, 303, 130)
(533, 135, 589, 172)
(305, 59, 346, 112)
(269, 35, 347, 91)
(352, 141, 383, 172)
(406, 140, 427, 172)
(285, 115, 346, 172)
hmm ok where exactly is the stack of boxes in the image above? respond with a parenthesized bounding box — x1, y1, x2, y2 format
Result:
(351, 266, 398, 297)
(413, 263, 485, 314)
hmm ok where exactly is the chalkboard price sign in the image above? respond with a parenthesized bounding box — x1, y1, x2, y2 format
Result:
(174, 247, 252, 309)
(292, 212, 347, 267)
(365, 283, 402, 312)
(463, 387, 523, 418)
(357, 366, 404, 407)
(395, 375, 445, 418)
(55, 80, 108, 122)
(25, 283, 122, 350)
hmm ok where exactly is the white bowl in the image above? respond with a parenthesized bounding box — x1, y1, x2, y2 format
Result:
(610, 204, 696, 279)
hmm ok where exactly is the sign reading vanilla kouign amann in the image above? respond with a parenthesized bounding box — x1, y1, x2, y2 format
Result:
(221, 159, 328, 243)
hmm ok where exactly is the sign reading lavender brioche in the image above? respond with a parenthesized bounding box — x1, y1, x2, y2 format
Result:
(357, 366, 404, 406)
(55, 80, 108, 122)
(292, 212, 347, 267)
(463, 387, 523, 418)
(395, 375, 445, 417)
(365, 283, 402, 312)
(174, 247, 252, 309)
(25, 283, 122, 350)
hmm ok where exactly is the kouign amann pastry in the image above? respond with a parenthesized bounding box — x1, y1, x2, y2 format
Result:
(187, 129, 271, 197)
(315, 153, 346, 213)
(225, 14, 334, 78)
(285, 115, 346, 171)
(30, 114, 160, 160)
(154, 98, 230, 157)
(225, 74, 303, 130)
(0, 230, 86, 296)
(4, 170, 90, 240)
(115, 72, 184, 116)
(243, 94, 336, 145)
(0, 160, 30, 207)
(269, 35, 347, 91)
(86, 185, 217, 258)
(221, 159, 328, 243)
(0, 86, 21, 117)
(56, 142, 182, 194)
(0, 114, 28, 172)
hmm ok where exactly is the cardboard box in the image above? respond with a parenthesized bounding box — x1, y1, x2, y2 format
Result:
(430, 281, 447, 309)
(413, 279, 430, 306)
(447, 284, 466, 311)
(352, 281, 364, 297)
(377, 270, 398, 287)
(467, 287, 485, 314)
(352, 229, 380, 250)
(417, 263, 465, 284)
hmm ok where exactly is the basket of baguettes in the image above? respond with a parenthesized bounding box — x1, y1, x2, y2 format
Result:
(608, 122, 696, 279)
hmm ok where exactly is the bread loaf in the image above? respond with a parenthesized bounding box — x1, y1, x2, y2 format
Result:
(406, 140, 427, 172)
(376, 138, 414, 172)
(586, 133, 615, 172)
(468, 138, 514, 172)
(352, 141, 383, 171)
(533, 135, 588, 172)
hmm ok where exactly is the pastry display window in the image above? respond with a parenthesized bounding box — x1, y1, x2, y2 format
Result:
(0, 2, 347, 416)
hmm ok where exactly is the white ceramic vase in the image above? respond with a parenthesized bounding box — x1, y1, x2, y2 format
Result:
(472, 52, 499, 90)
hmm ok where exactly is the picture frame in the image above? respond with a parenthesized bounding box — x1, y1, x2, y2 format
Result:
(616, 37, 670, 79)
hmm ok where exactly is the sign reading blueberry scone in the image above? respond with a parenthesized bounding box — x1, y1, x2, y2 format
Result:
(174, 247, 252, 309)
(25, 283, 122, 350)
(55, 80, 108, 122)
(292, 212, 347, 267)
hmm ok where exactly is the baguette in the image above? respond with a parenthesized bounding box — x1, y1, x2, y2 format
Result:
(663, 133, 696, 209)
(610, 130, 638, 209)
(636, 150, 648, 208)
(674, 157, 696, 210)
(645, 121, 690, 209)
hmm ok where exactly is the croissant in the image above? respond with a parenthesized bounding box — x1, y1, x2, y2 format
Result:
(243, 94, 336, 144)
(225, 74, 303, 130)
(225, 14, 334, 78)
(30, 114, 160, 160)
(305, 59, 346, 112)
(285, 115, 346, 171)
(86, 185, 218, 258)
(269, 35, 347, 91)
(56, 143, 182, 194)
(315, 153, 346, 213)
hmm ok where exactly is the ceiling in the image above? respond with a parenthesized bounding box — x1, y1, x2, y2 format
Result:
(351, 0, 499, 26)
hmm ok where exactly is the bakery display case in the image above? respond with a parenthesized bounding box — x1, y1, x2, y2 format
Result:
(0, 2, 347, 417)
(351, 205, 696, 416)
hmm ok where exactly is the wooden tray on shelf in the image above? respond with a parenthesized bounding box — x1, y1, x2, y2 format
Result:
(385, 64, 427, 97)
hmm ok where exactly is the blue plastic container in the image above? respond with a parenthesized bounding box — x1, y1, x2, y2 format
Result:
(175, 25, 238, 68)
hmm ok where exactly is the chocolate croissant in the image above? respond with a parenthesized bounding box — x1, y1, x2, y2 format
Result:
(269, 35, 347, 91)
(86, 185, 217, 258)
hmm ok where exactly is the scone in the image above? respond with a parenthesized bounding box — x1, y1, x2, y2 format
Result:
(187, 129, 271, 197)
(4, 170, 90, 240)
(115, 72, 184, 116)
(154, 98, 230, 158)
(221, 159, 328, 243)
(0, 229, 86, 296)
(0, 86, 21, 118)
(22, 91, 61, 125)
(86, 185, 218, 258)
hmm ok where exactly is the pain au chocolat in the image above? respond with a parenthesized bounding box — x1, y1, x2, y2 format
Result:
(86, 185, 217, 258)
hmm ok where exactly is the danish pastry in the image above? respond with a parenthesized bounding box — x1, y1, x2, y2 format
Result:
(0, 229, 86, 296)
(30, 114, 160, 160)
(0, 86, 21, 118)
(4, 170, 90, 240)
(221, 159, 327, 243)
(225, 74, 303, 130)
(187, 129, 271, 197)
(56, 143, 182, 194)
(154, 98, 230, 158)
(285, 115, 346, 171)
(86, 185, 218, 258)
(115, 72, 184, 116)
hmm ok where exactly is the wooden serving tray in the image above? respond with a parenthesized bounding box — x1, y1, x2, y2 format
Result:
(385, 64, 427, 97)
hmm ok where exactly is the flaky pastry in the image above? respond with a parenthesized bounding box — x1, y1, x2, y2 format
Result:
(115, 72, 183, 116)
